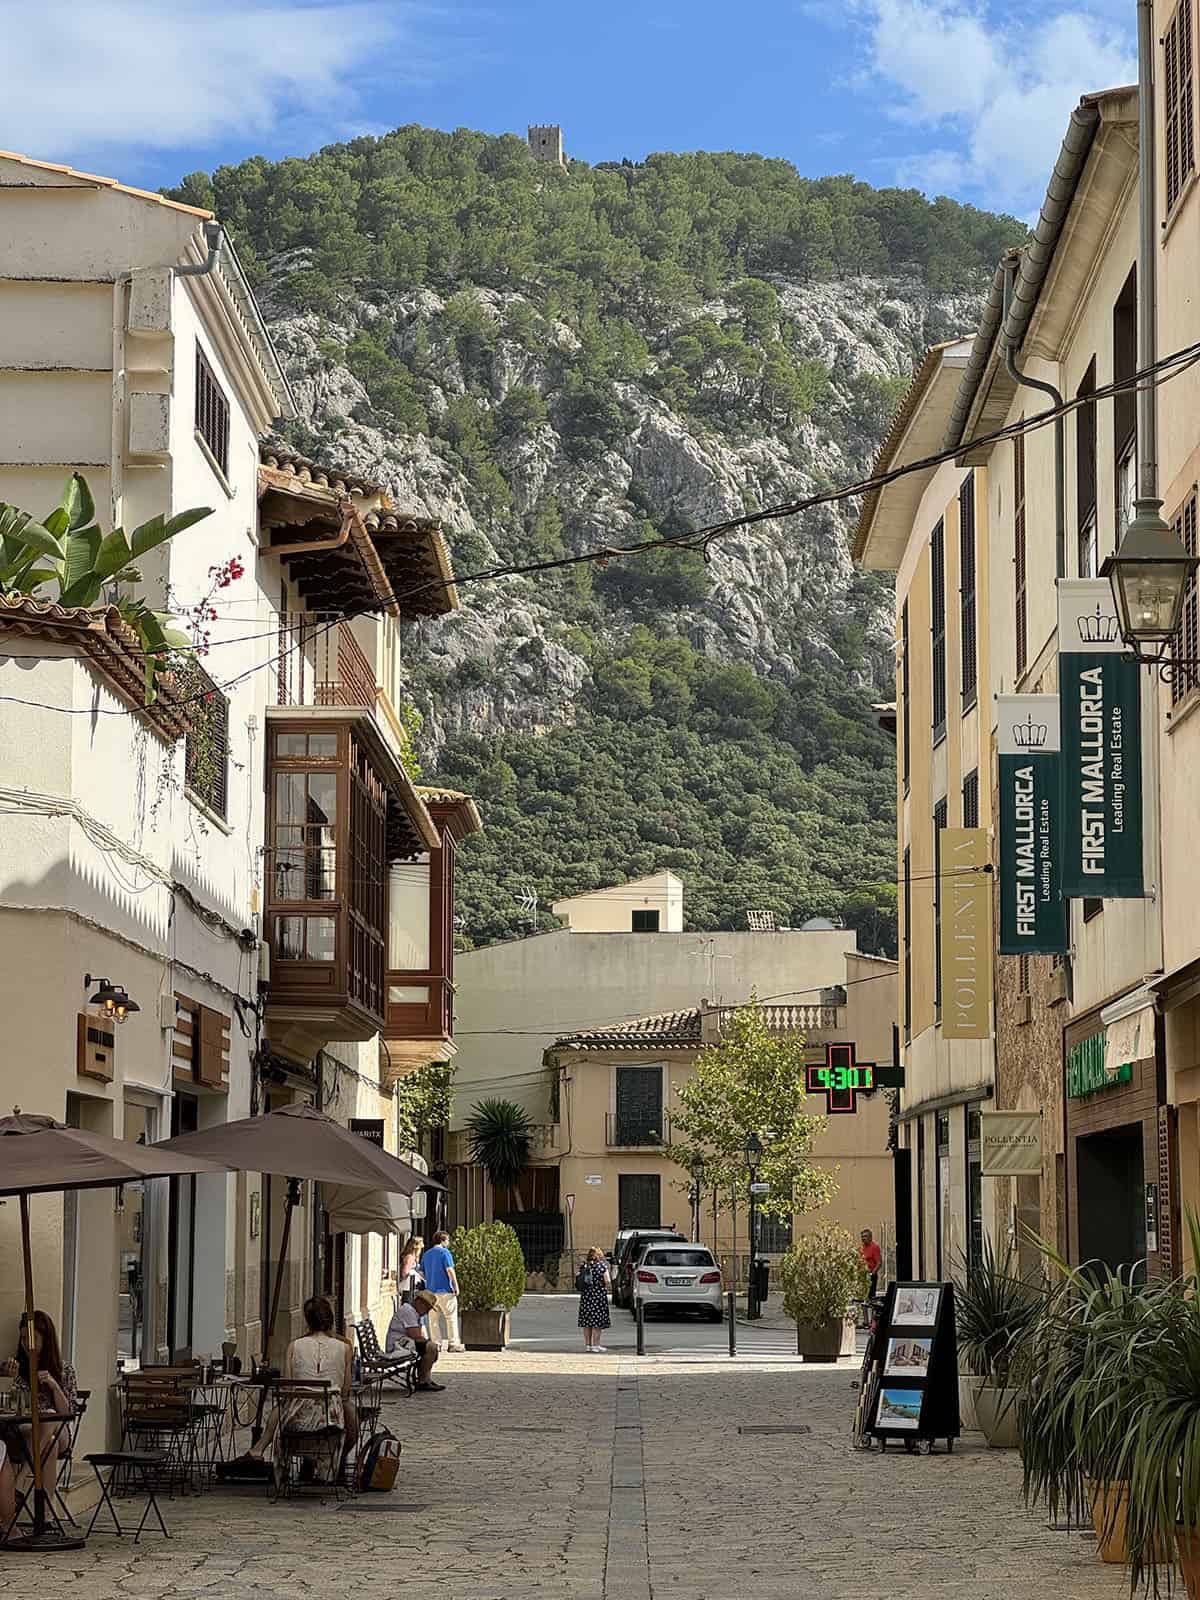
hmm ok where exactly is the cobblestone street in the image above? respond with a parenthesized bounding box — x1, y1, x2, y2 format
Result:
(0, 1299, 1125, 1599)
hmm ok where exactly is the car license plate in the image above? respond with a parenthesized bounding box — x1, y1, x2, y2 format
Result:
(665, 1276, 692, 1286)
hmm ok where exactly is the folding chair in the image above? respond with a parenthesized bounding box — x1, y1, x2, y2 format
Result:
(352, 1318, 418, 1393)
(271, 1380, 344, 1500)
(85, 1451, 170, 1542)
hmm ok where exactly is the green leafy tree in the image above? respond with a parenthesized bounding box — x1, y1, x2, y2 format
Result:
(394, 1060, 454, 1150)
(671, 1002, 835, 1223)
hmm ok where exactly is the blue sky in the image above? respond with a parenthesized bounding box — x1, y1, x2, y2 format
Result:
(3, 0, 1137, 218)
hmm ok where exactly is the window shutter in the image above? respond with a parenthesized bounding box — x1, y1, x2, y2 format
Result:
(1165, 0, 1196, 215)
(1015, 432, 1028, 677)
(197, 1005, 231, 1091)
(959, 474, 977, 706)
(1172, 489, 1199, 704)
(931, 519, 947, 737)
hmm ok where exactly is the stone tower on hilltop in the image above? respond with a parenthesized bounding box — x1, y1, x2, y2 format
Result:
(527, 125, 566, 167)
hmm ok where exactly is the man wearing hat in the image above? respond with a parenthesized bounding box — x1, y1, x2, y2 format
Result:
(386, 1290, 445, 1392)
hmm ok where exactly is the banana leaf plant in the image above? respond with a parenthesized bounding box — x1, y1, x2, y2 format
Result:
(0, 473, 212, 701)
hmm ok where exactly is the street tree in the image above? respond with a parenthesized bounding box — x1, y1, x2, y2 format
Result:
(670, 1000, 835, 1222)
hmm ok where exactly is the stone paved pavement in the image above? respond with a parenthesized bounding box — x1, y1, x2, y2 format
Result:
(0, 1307, 1126, 1600)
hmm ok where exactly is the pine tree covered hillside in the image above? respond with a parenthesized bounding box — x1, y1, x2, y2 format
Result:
(170, 129, 1025, 952)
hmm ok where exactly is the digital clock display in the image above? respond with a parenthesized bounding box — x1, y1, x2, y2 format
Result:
(808, 1064, 875, 1093)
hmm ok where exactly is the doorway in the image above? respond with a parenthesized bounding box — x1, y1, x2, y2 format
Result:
(167, 1093, 198, 1361)
(1076, 1122, 1145, 1275)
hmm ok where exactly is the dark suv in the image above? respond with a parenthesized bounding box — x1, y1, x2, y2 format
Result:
(613, 1227, 686, 1310)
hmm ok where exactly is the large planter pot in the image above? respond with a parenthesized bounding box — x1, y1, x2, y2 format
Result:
(461, 1309, 511, 1351)
(973, 1381, 1019, 1448)
(796, 1316, 856, 1361)
(1088, 1480, 1130, 1564)
(959, 1375, 983, 1433)
(1177, 1528, 1200, 1597)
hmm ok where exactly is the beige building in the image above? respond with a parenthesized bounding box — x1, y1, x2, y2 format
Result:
(0, 153, 478, 1475)
(539, 962, 898, 1263)
(854, 338, 995, 1278)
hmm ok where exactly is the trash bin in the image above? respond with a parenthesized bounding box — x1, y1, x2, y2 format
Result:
(751, 1257, 770, 1303)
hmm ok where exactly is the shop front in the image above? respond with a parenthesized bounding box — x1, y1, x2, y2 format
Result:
(1063, 993, 1170, 1277)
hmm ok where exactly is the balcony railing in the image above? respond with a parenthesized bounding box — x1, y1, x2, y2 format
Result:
(757, 1004, 840, 1034)
(606, 1110, 671, 1148)
(276, 614, 376, 711)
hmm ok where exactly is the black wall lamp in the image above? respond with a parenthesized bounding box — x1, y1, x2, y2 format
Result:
(84, 974, 140, 1025)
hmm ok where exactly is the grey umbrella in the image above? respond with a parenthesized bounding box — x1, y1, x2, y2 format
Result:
(0, 1111, 229, 1552)
(154, 1104, 443, 1353)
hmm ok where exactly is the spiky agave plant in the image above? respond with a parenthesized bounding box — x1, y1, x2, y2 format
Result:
(465, 1097, 534, 1212)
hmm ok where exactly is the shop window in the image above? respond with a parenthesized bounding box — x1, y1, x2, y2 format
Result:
(966, 1105, 983, 1266)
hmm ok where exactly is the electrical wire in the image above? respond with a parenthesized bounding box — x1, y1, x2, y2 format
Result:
(2, 337, 1198, 720)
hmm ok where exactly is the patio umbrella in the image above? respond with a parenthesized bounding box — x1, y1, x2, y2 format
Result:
(154, 1104, 442, 1352)
(0, 1111, 230, 1552)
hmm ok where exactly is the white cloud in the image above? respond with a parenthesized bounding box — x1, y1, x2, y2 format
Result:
(0, 0, 418, 166)
(854, 0, 1136, 211)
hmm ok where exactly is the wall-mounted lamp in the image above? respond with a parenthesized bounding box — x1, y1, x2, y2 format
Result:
(84, 974, 140, 1026)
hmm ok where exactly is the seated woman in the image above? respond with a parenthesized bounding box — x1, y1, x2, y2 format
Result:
(241, 1296, 349, 1477)
(1, 1311, 77, 1496)
(0, 1441, 15, 1531)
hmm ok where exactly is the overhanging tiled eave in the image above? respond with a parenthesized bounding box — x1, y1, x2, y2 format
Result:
(259, 470, 399, 620)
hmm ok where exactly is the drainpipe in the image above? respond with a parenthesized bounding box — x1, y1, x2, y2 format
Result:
(1136, 0, 1167, 978)
(1002, 253, 1066, 580)
(176, 220, 224, 278)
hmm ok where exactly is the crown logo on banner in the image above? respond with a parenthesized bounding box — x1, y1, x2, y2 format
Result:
(1077, 602, 1120, 644)
(1012, 714, 1048, 749)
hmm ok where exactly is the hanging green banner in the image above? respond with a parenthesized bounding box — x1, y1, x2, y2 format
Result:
(1057, 580, 1144, 899)
(998, 695, 1068, 955)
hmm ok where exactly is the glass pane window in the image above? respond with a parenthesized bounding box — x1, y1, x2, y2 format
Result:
(274, 772, 337, 900)
(1117, 442, 1137, 540)
(274, 914, 335, 962)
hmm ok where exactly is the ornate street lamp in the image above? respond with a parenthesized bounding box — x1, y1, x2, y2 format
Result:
(689, 1152, 706, 1243)
(1100, 498, 1200, 672)
(745, 1132, 764, 1319)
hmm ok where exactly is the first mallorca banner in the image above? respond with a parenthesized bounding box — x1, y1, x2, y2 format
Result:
(998, 694, 1068, 955)
(1057, 580, 1143, 898)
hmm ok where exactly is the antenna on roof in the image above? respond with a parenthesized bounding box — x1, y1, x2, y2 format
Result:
(517, 886, 539, 937)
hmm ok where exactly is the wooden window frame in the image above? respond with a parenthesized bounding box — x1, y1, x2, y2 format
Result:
(1171, 486, 1199, 705)
(195, 342, 230, 479)
(1165, 0, 1196, 218)
(931, 518, 947, 743)
(183, 662, 229, 820)
(959, 474, 977, 709)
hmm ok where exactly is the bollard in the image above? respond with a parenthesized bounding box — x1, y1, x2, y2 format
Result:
(727, 1289, 737, 1358)
(636, 1295, 646, 1356)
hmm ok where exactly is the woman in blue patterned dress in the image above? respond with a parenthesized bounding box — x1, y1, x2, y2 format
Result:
(578, 1246, 612, 1353)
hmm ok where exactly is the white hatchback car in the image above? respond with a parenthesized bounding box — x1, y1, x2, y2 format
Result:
(631, 1243, 724, 1320)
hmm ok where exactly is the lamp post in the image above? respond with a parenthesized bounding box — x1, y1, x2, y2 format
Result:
(690, 1153, 705, 1243)
(1100, 502, 1200, 680)
(745, 1132, 764, 1319)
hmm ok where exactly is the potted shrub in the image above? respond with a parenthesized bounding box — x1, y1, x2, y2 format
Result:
(778, 1223, 866, 1360)
(450, 1221, 526, 1350)
(955, 1236, 1041, 1448)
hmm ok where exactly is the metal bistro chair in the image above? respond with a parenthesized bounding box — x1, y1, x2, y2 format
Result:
(120, 1373, 201, 1496)
(271, 1380, 344, 1500)
(348, 1373, 384, 1490)
(56, 1388, 90, 1493)
(352, 1317, 418, 1394)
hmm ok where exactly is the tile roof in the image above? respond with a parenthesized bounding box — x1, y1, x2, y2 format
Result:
(0, 150, 212, 219)
(416, 786, 483, 837)
(0, 596, 191, 741)
(551, 1009, 703, 1051)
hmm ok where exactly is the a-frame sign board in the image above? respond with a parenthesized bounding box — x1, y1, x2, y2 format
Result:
(869, 1280, 961, 1453)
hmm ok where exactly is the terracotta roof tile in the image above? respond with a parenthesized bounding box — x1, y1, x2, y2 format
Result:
(0, 150, 212, 219)
(552, 1009, 702, 1051)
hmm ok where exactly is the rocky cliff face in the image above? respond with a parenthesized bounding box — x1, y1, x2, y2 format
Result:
(264, 267, 980, 752)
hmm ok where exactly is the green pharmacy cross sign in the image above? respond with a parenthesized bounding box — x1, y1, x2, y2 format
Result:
(807, 1042, 875, 1114)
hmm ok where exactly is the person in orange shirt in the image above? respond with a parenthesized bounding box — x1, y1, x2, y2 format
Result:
(860, 1229, 883, 1298)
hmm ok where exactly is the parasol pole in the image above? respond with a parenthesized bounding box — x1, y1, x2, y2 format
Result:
(252, 1177, 300, 1445)
(18, 1195, 45, 1529)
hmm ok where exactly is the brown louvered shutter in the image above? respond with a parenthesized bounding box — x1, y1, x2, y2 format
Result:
(197, 1005, 230, 1090)
(1165, 0, 1196, 216)
(1172, 489, 1199, 704)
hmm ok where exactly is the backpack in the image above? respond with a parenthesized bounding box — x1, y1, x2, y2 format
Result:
(575, 1264, 590, 1293)
(359, 1429, 402, 1492)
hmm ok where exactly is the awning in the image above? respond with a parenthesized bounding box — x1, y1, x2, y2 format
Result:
(1099, 989, 1156, 1077)
(324, 1184, 427, 1237)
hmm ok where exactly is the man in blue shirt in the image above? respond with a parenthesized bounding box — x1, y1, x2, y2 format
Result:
(421, 1231, 465, 1351)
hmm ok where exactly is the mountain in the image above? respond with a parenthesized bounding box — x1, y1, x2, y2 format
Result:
(169, 129, 1024, 952)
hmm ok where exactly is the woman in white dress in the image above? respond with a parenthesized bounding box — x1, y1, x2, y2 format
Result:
(241, 1296, 349, 1472)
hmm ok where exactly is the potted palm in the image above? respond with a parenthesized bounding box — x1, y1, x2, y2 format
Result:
(778, 1223, 866, 1360)
(466, 1098, 533, 1212)
(954, 1236, 1041, 1448)
(450, 1221, 526, 1350)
